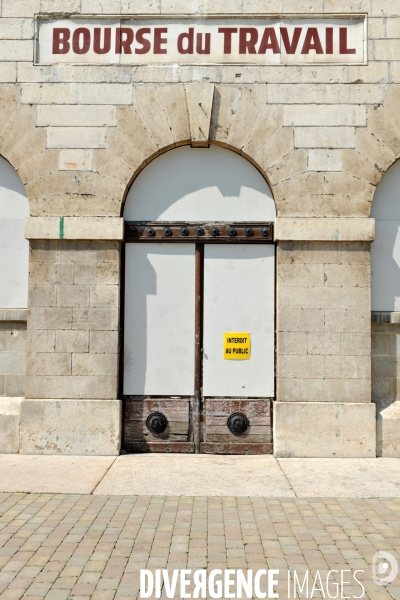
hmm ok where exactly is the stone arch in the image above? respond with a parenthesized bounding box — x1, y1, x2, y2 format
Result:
(0, 82, 307, 219)
(340, 86, 400, 218)
(92, 84, 300, 218)
(0, 84, 56, 218)
(10, 80, 400, 221)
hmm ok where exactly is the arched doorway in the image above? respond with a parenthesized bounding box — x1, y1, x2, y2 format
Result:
(122, 145, 276, 454)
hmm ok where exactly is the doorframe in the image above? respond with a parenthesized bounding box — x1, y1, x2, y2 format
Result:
(120, 221, 276, 454)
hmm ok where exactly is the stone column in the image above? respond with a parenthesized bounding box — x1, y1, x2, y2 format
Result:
(20, 217, 123, 455)
(274, 218, 377, 458)
(0, 309, 27, 453)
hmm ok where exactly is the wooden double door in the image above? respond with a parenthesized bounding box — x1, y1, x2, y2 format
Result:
(122, 222, 275, 454)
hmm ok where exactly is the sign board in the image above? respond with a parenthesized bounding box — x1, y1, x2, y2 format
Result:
(224, 333, 251, 360)
(36, 17, 366, 65)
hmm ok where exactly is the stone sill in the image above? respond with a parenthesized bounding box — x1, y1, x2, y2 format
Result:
(26, 217, 124, 240)
(275, 218, 375, 242)
(372, 312, 400, 324)
(0, 309, 27, 322)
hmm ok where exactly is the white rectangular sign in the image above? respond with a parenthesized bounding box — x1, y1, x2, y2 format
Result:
(36, 17, 366, 65)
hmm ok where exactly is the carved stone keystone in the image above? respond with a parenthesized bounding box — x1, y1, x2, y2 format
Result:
(185, 84, 215, 147)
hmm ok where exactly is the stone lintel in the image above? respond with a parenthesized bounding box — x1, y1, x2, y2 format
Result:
(25, 217, 124, 241)
(275, 218, 375, 242)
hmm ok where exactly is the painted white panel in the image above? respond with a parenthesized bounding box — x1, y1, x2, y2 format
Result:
(203, 244, 275, 397)
(124, 146, 276, 222)
(371, 160, 400, 311)
(0, 157, 29, 309)
(0, 220, 29, 309)
(371, 221, 400, 311)
(123, 243, 195, 396)
(371, 161, 400, 221)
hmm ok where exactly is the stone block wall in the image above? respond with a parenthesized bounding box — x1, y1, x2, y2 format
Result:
(0, 320, 26, 397)
(277, 241, 371, 402)
(26, 240, 120, 400)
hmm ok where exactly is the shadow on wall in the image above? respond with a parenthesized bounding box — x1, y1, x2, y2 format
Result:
(123, 145, 276, 222)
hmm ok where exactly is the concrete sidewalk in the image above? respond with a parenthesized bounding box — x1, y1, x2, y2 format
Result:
(0, 455, 400, 497)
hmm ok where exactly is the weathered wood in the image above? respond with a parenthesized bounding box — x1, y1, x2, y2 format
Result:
(127, 432, 188, 442)
(124, 442, 195, 453)
(206, 415, 271, 426)
(124, 398, 190, 420)
(125, 222, 274, 243)
(202, 399, 272, 453)
(123, 397, 191, 447)
(129, 422, 189, 435)
(200, 443, 273, 455)
(206, 425, 272, 442)
(205, 399, 271, 418)
(207, 433, 272, 443)
(194, 244, 203, 454)
(206, 424, 271, 433)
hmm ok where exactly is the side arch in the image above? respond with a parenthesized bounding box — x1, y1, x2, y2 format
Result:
(0, 155, 29, 309)
(340, 86, 400, 218)
(371, 159, 400, 311)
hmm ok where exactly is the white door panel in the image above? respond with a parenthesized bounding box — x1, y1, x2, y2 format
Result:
(124, 243, 195, 395)
(371, 220, 400, 311)
(203, 245, 275, 397)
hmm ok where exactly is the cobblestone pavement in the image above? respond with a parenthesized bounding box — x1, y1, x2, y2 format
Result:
(1, 493, 400, 599)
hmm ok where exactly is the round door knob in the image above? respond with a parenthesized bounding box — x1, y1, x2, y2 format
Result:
(180, 226, 189, 236)
(163, 227, 172, 237)
(210, 227, 219, 237)
(146, 227, 155, 237)
(146, 412, 168, 434)
(261, 227, 270, 237)
(128, 226, 138, 237)
(244, 227, 253, 237)
(228, 227, 236, 237)
(227, 412, 249, 435)
(195, 226, 204, 236)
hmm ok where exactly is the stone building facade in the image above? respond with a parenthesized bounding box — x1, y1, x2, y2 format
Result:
(0, 0, 399, 457)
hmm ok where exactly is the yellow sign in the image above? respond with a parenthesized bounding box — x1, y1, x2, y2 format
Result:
(224, 333, 251, 360)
